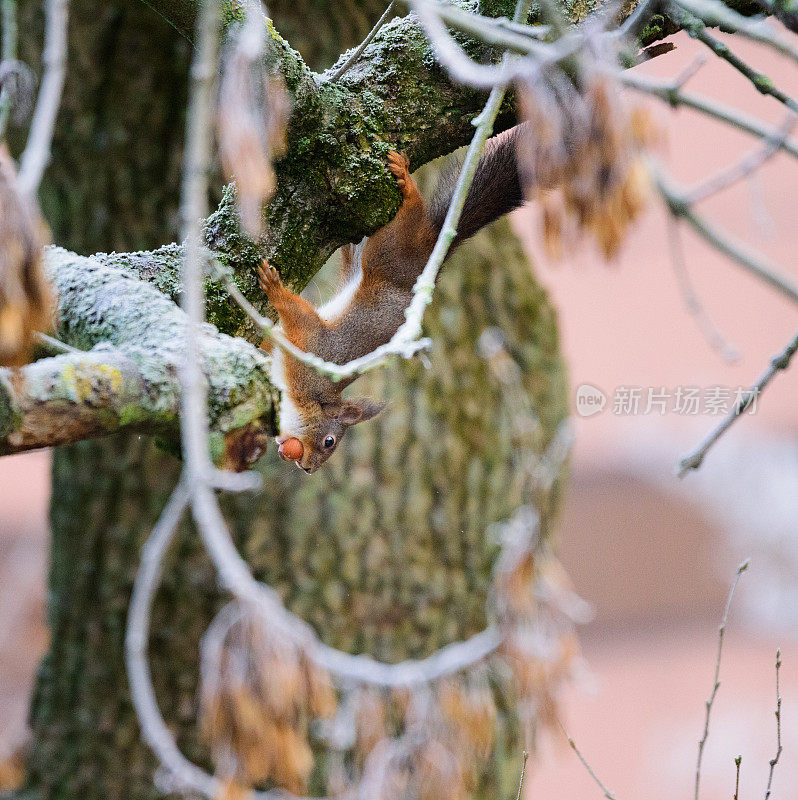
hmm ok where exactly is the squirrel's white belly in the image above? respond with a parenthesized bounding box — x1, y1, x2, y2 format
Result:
(269, 344, 303, 436)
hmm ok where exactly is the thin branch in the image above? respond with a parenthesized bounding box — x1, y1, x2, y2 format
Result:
(561, 722, 617, 800)
(220, 265, 431, 381)
(734, 756, 742, 800)
(666, 217, 740, 364)
(17, 0, 68, 200)
(670, 3, 798, 113)
(404, 0, 595, 90)
(402, 0, 587, 91)
(654, 167, 798, 305)
(695, 561, 750, 800)
(678, 330, 798, 476)
(764, 649, 783, 800)
(617, 69, 798, 160)
(673, 0, 798, 64)
(757, 0, 798, 35)
(407, 0, 529, 90)
(123, 482, 217, 797)
(34, 330, 81, 354)
(685, 113, 797, 204)
(515, 751, 529, 800)
(494, 17, 552, 41)
(329, 1, 396, 81)
(406, 0, 549, 56)
(387, 0, 535, 348)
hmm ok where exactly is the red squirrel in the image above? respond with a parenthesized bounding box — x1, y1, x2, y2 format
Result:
(259, 126, 525, 473)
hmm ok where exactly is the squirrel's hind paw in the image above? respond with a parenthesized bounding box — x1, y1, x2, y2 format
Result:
(387, 151, 412, 198)
(258, 262, 284, 297)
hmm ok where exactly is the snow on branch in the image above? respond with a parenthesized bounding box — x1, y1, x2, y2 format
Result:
(0, 246, 273, 465)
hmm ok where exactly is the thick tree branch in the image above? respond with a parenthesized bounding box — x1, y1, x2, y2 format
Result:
(136, 2, 531, 298)
(0, 246, 274, 463)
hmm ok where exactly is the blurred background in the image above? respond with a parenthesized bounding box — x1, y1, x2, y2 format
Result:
(2, 31, 797, 800)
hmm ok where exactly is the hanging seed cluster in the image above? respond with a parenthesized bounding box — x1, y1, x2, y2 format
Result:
(494, 528, 585, 733)
(0, 147, 53, 366)
(216, 19, 289, 239)
(518, 73, 657, 259)
(200, 611, 336, 794)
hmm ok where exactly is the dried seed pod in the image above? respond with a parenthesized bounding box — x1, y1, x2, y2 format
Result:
(271, 725, 314, 792)
(200, 607, 336, 792)
(353, 687, 388, 763)
(217, 15, 289, 238)
(302, 652, 337, 719)
(415, 739, 467, 800)
(517, 73, 654, 259)
(0, 146, 53, 366)
(0, 746, 25, 793)
(216, 779, 251, 800)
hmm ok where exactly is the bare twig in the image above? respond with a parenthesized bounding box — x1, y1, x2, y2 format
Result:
(757, 0, 798, 35)
(667, 217, 740, 364)
(670, 3, 798, 114)
(694, 560, 750, 800)
(561, 722, 617, 800)
(220, 265, 431, 381)
(672, 0, 798, 64)
(734, 755, 742, 800)
(123, 482, 215, 797)
(685, 114, 796, 204)
(618, 70, 798, 160)
(407, 0, 549, 56)
(406, 0, 545, 90)
(515, 751, 529, 800)
(329, 1, 395, 81)
(389, 0, 535, 347)
(676, 54, 709, 88)
(17, 0, 68, 200)
(654, 167, 798, 305)
(678, 330, 798, 476)
(34, 330, 81, 354)
(764, 649, 783, 800)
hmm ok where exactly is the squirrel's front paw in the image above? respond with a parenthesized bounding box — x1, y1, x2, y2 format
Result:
(258, 261, 283, 297)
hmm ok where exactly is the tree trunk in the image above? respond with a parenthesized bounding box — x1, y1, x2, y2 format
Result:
(15, 3, 570, 799)
(16, 2, 202, 798)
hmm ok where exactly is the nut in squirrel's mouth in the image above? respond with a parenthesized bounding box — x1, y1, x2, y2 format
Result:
(277, 435, 304, 463)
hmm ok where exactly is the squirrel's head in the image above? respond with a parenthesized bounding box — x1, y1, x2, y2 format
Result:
(276, 397, 385, 473)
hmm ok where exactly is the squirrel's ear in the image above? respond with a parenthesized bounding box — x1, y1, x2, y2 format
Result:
(340, 398, 385, 426)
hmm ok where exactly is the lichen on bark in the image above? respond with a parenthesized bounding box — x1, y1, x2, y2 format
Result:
(0, 246, 275, 461)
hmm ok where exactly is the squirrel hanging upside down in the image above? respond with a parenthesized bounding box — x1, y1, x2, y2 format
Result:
(259, 127, 525, 473)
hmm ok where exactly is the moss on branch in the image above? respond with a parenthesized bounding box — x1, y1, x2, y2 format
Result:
(0, 247, 275, 463)
(151, 3, 525, 301)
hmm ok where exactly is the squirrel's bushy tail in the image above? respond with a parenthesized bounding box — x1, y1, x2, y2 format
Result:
(428, 124, 526, 252)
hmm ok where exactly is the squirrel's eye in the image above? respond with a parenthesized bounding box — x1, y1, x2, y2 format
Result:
(324, 436, 335, 448)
